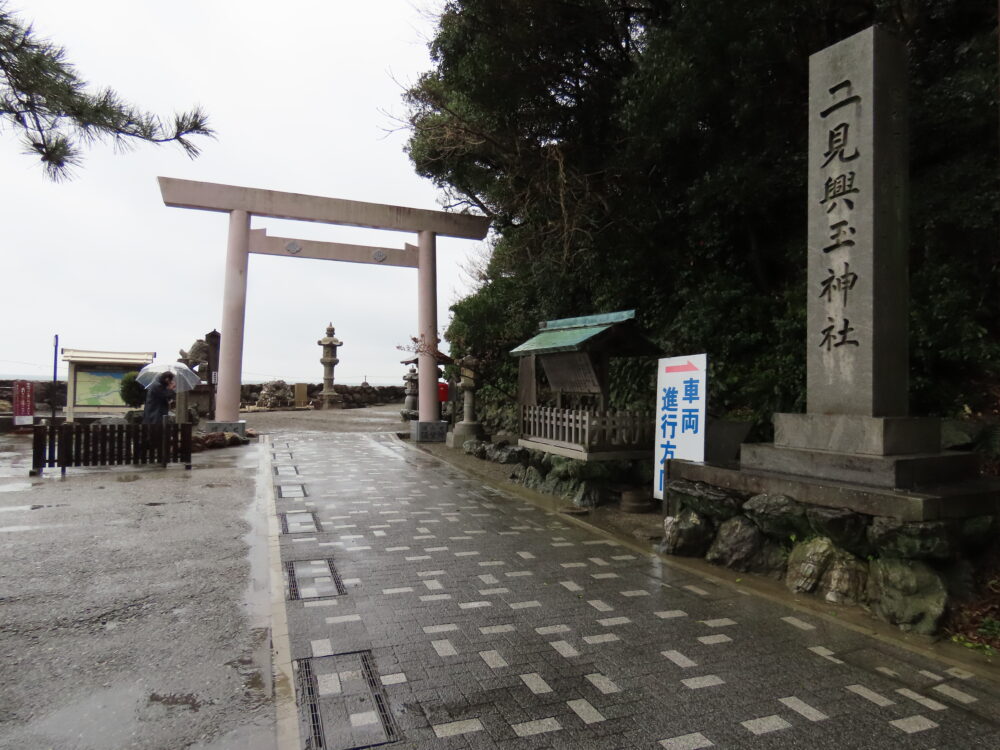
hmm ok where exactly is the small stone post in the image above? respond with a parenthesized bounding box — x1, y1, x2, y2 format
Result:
(317, 323, 344, 409)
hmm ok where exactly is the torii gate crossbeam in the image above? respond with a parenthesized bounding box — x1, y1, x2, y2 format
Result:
(157, 177, 490, 438)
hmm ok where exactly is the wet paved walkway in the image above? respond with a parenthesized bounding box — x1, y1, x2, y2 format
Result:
(270, 431, 1000, 749)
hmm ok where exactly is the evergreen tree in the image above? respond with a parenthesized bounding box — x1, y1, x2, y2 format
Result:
(0, 2, 212, 179)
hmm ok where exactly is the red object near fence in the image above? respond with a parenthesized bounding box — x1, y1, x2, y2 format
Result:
(13, 381, 34, 427)
(437, 382, 450, 402)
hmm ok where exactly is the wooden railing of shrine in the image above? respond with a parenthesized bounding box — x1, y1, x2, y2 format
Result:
(31, 422, 193, 475)
(520, 406, 653, 452)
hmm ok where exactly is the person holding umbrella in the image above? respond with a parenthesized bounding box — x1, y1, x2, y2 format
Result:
(142, 372, 177, 425)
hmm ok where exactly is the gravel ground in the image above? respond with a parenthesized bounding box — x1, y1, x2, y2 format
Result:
(0, 437, 274, 750)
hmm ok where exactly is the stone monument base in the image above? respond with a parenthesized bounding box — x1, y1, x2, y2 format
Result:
(774, 413, 941, 455)
(741, 443, 979, 490)
(205, 419, 247, 438)
(667, 459, 999, 522)
(412, 421, 448, 443)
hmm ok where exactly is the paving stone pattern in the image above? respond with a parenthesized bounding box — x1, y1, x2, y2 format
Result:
(272, 433, 1000, 749)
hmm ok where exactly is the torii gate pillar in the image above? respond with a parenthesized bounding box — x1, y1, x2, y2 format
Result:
(217, 209, 251, 423)
(416, 230, 439, 425)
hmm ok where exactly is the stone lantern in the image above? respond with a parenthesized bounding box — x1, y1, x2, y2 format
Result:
(317, 323, 344, 409)
(401, 366, 419, 421)
(452, 355, 484, 442)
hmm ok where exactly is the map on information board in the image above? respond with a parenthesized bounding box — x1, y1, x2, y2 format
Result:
(74, 368, 127, 407)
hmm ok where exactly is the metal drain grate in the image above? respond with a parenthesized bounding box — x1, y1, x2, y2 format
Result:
(295, 650, 400, 749)
(285, 559, 347, 600)
(274, 464, 301, 477)
(297, 659, 325, 749)
(359, 651, 400, 743)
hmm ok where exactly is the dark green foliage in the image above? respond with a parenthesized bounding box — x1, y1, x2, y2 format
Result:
(0, 2, 212, 178)
(407, 0, 999, 432)
(119, 371, 145, 408)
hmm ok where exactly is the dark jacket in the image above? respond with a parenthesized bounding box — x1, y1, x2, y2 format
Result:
(142, 382, 175, 425)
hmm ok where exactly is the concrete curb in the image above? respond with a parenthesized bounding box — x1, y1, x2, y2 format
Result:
(258, 435, 301, 750)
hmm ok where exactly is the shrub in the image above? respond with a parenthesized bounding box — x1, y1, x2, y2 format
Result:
(120, 371, 145, 408)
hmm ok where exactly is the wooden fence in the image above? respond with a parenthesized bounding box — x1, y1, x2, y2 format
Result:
(31, 422, 193, 475)
(520, 406, 653, 452)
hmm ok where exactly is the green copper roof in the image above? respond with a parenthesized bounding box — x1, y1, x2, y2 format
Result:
(510, 325, 611, 356)
(541, 309, 635, 330)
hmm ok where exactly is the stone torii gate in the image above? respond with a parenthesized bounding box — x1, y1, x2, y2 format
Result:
(157, 177, 490, 438)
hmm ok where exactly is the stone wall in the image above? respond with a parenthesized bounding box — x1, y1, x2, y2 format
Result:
(660, 478, 995, 635)
(461, 439, 649, 508)
(239, 383, 404, 409)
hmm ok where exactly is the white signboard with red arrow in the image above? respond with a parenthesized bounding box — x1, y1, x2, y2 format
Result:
(653, 353, 707, 500)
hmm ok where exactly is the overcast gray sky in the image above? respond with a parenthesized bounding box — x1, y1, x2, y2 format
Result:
(1, 0, 488, 385)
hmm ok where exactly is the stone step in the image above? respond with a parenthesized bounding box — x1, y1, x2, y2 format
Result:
(740, 444, 979, 490)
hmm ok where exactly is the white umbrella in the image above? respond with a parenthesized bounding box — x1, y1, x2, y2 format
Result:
(136, 362, 202, 392)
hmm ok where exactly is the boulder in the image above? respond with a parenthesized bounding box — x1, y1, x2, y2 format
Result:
(806, 506, 870, 557)
(867, 517, 956, 561)
(743, 494, 810, 542)
(785, 537, 837, 594)
(819, 550, 868, 605)
(462, 440, 489, 460)
(706, 516, 764, 571)
(224, 431, 248, 446)
(571, 480, 604, 508)
(666, 479, 743, 521)
(752, 542, 790, 579)
(541, 472, 580, 500)
(866, 558, 947, 635)
(660, 509, 715, 557)
(202, 432, 227, 449)
(485, 443, 528, 465)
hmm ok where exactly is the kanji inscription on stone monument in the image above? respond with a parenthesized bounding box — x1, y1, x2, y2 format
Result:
(807, 27, 909, 417)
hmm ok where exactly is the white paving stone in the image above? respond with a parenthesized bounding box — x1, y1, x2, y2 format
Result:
(681, 675, 724, 689)
(382, 587, 413, 594)
(550, 640, 580, 658)
(932, 684, 977, 704)
(350, 710, 378, 727)
(742, 715, 791, 735)
(896, 689, 947, 711)
(317, 672, 342, 695)
(512, 717, 561, 737)
(846, 684, 895, 707)
(781, 616, 816, 631)
(510, 600, 541, 610)
(381, 673, 407, 685)
(890, 715, 939, 734)
(583, 633, 620, 645)
(659, 732, 714, 749)
(432, 718, 484, 738)
(520, 672, 553, 694)
(702, 618, 736, 627)
(621, 590, 649, 597)
(778, 696, 828, 721)
(662, 650, 697, 668)
(432, 639, 458, 657)
(655, 610, 687, 619)
(567, 698, 605, 724)
(460, 601, 491, 609)
(480, 624, 516, 634)
(311, 638, 333, 656)
(698, 634, 732, 645)
(480, 650, 508, 668)
(588, 600, 613, 612)
(536, 625, 570, 635)
(585, 673, 620, 694)
(560, 580, 583, 592)
(683, 585, 709, 596)
(420, 594, 452, 602)
(423, 624, 458, 634)
(598, 617, 631, 626)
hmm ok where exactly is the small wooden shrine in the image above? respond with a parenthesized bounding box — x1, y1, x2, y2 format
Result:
(510, 310, 661, 461)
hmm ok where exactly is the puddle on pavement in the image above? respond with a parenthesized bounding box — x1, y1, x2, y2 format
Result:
(238, 445, 273, 702)
(0, 524, 67, 532)
(0, 481, 35, 493)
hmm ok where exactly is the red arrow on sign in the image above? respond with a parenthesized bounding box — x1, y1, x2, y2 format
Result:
(664, 360, 699, 373)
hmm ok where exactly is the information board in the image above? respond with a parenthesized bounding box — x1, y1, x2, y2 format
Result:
(13, 380, 34, 426)
(653, 354, 707, 500)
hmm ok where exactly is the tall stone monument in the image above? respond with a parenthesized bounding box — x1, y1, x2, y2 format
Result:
(450, 355, 484, 443)
(317, 324, 344, 410)
(670, 26, 995, 521)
